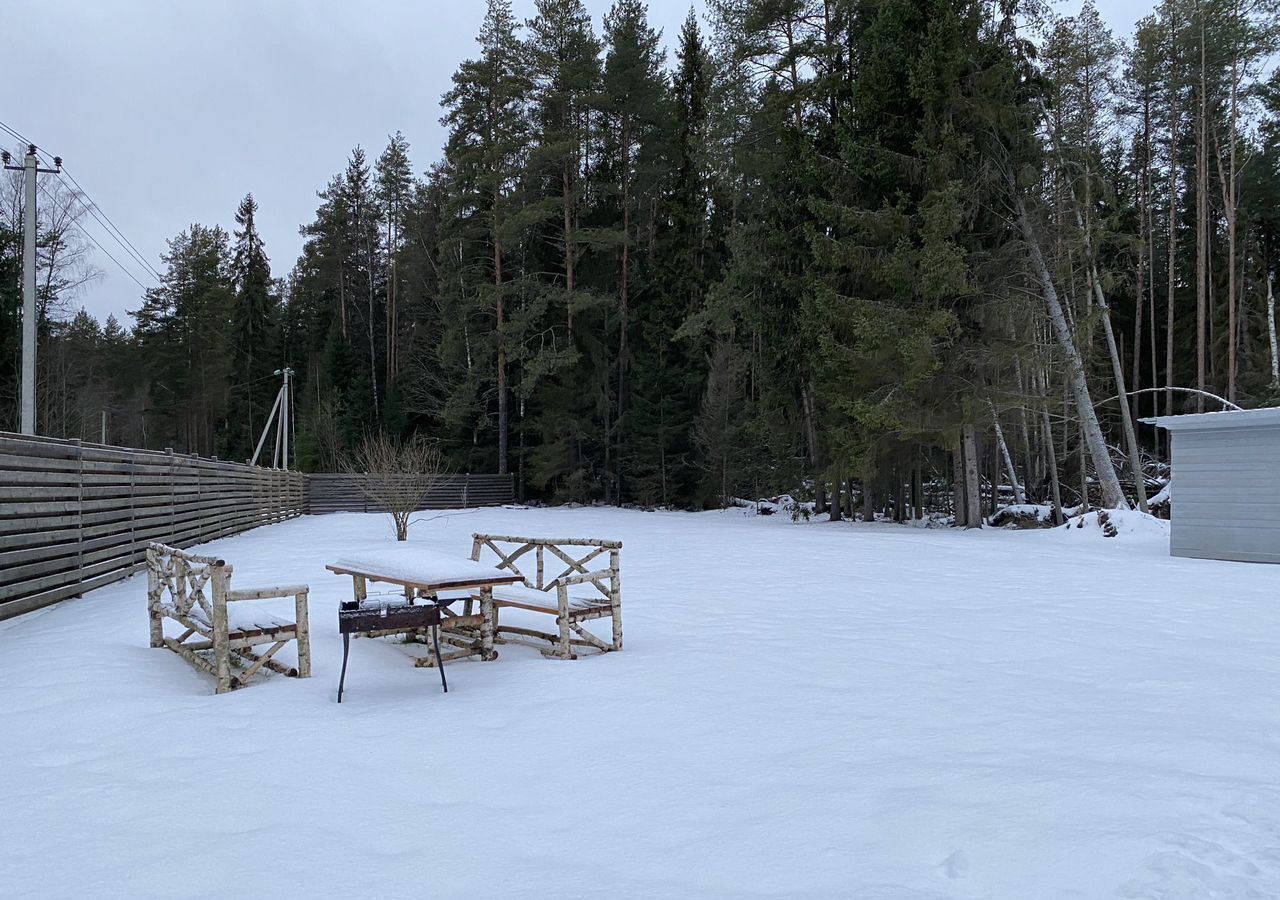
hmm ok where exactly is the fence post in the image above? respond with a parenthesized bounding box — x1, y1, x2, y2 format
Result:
(75, 439, 84, 578)
(165, 448, 176, 546)
(193, 452, 202, 543)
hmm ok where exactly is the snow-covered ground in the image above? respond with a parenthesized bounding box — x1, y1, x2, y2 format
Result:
(2, 507, 1279, 899)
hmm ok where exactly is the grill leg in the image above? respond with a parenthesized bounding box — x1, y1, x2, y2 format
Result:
(337, 632, 351, 703)
(431, 623, 448, 693)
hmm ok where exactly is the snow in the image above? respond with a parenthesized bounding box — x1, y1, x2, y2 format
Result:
(329, 543, 516, 587)
(1062, 508, 1173, 539)
(3, 507, 1280, 898)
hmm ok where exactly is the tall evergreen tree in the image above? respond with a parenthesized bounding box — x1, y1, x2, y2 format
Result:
(227, 193, 278, 461)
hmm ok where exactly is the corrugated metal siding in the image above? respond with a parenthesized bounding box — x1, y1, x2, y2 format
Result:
(1171, 425, 1280, 563)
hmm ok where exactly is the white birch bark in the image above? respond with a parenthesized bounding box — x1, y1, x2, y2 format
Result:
(1268, 273, 1279, 386)
(988, 400, 1025, 505)
(1035, 98, 1148, 512)
(1014, 195, 1127, 510)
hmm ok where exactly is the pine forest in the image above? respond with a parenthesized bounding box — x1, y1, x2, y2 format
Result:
(5, 0, 1280, 521)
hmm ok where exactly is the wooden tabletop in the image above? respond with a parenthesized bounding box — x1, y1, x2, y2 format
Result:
(326, 545, 524, 594)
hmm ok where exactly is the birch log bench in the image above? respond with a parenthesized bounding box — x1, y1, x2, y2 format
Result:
(146, 542, 312, 694)
(470, 534, 623, 659)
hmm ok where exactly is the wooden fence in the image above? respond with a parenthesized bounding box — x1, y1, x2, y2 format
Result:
(0, 432, 305, 621)
(307, 473, 515, 514)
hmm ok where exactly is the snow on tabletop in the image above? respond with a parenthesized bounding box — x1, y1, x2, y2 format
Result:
(328, 542, 515, 586)
(4, 507, 1280, 898)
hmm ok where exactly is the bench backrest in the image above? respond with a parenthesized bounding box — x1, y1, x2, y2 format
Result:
(471, 534, 621, 601)
(146, 542, 232, 620)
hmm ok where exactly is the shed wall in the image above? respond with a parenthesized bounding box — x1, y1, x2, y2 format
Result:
(1171, 424, 1280, 563)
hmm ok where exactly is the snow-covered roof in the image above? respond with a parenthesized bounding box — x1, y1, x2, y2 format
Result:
(1142, 407, 1280, 431)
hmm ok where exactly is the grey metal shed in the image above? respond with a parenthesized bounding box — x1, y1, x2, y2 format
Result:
(1147, 408, 1280, 563)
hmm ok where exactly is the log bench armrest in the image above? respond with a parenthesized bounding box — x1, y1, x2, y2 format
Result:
(549, 570, 611, 588)
(226, 585, 310, 602)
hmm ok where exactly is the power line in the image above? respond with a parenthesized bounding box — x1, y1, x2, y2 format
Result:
(59, 166, 165, 282)
(1, 117, 165, 283)
(0, 119, 31, 145)
(33, 178, 156, 293)
(73, 220, 153, 293)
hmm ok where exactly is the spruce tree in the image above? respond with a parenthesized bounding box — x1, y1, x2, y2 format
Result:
(228, 193, 278, 461)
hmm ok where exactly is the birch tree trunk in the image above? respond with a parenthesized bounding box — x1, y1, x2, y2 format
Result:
(1268, 272, 1279, 385)
(1036, 99, 1148, 511)
(1038, 369, 1065, 525)
(989, 400, 1025, 504)
(1166, 9, 1180, 429)
(1015, 194, 1127, 509)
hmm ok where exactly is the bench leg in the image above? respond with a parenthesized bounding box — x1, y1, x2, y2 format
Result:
(479, 587, 497, 661)
(147, 569, 164, 648)
(294, 591, 312, 679)
(337, 633, 351, 703)
(611, 604, 623, 651)
(431, 624, 448, 693)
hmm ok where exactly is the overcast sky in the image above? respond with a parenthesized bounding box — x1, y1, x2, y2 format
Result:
(7, 0, 1151, 324)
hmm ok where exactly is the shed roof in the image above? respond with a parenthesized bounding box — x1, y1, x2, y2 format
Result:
(1142, 407, 1280, 431)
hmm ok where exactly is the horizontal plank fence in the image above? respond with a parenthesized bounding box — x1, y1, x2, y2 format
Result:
(306, 473, 515, 514)
(0, 432, 305, 621)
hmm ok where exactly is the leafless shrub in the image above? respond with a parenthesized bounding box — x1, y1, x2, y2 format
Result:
(343, 433, 446, 540)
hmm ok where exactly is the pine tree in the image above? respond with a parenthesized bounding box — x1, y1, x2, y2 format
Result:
(601, 0, 668, 500)
(131, 224, 235, 454)
(376, 131, 413, 389)
(440, 0, 533, 476)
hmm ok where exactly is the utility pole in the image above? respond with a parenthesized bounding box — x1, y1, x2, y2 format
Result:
(249, 367, 294, 470)
(2, 145, 62, 435)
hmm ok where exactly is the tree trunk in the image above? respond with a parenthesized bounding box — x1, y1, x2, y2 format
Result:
(961, 423, 982, 528)
(1197, 15, 1208, 410)
(1038, 98, 1147, 511)
(617, 122, 631, 503)
(387, 213, 397, 388)
(563, 159, 575, 334)
(495, 238, 508, 476)
(1015, 194, 1127, 509)
(951, 444, 965, 527)
(801, 382, 823, 513)
(1039, 372, 1064, 525)
(989, 401, 1025, 505)
(1227, 37, 1240, 402)
(913, 464, 923, 520)
(1268, 272, 1279, 385)
(1166, 9, 1180, 430)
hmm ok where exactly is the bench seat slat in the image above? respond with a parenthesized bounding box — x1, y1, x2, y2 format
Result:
(489, 583, 610, 613)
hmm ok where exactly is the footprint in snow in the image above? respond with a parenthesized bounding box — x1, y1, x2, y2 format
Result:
(937, 848, 967, 879)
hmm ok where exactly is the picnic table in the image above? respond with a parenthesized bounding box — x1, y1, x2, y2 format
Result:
(326, 546, 524, 701)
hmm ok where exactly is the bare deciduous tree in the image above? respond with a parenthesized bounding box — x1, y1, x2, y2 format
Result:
(343, 433, 446, 541)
